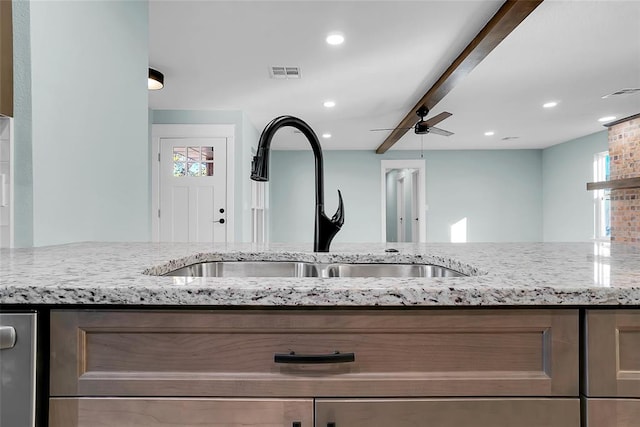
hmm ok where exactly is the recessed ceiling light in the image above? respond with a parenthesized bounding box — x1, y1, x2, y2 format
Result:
(322, 133, 332, 139)
(326, 33, 344, 45)
(543, 101, 558, 108)
(598, 116, 617, 122)
(323, 100, 336, 108)
(484, 131, 495, 136)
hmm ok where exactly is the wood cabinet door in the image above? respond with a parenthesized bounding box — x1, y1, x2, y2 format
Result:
(586, 310, 640, 397)
(49, 398, 312, 427)
(315, 398, 580, 427)
(50, 309, 578, 398)
(586, 398, 640, 427)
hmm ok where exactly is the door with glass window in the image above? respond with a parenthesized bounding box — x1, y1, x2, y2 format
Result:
(159, 137, 227, 242)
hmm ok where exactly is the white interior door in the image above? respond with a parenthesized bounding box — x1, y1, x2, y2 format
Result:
(411, 170, 419, 242)
(396, 175, 405, 243)
(159, 138, 227, 243)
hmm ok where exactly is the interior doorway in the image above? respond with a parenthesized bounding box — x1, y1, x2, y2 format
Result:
(380, 159, 426, 243)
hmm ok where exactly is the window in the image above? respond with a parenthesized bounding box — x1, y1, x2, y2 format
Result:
(594, 151, 611, 240)
(173, 146, 214, 177)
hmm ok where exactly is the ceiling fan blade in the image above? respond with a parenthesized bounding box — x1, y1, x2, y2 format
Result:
(428, 126, 454, 137)
(424, 112, 452, 127)
(370, 127, 413, 132)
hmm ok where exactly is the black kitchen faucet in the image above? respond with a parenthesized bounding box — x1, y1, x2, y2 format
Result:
(250, 116, 344, 252)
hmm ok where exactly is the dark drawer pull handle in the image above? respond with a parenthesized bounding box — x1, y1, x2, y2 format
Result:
(274, 351, 355, 364)
(292, 422, 302, 427)
(327, 423, 336, 427)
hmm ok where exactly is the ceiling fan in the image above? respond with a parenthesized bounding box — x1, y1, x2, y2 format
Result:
(370, 106, 454, 137)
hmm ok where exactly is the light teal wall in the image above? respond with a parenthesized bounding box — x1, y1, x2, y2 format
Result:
(19, 0, 149, 246)
(270, 150, 543, 243)
(12, 0, 33, 247)
(242, 112, 260, 241)
(425, 150, 543, 242)
(542, 130, 607, 241)
(151, 110, 259, 242)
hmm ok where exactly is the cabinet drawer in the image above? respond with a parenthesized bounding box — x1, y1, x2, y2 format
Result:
(586, 310, 640, 397)
(586, 398, 640, 427)
(50, 309, 578, 397)
(49, 398, 312, 427)
(316, 398, 580, 427)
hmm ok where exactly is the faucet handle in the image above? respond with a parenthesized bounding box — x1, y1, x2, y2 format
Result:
(331, 190, 345, 227)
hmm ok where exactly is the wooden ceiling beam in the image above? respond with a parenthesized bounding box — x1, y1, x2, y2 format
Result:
(376, 0, 544, 154)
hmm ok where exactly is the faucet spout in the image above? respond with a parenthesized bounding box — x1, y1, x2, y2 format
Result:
(250, 116, 344, 252)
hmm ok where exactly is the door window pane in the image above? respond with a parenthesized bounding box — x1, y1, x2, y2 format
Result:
(173, 146, 214, 177)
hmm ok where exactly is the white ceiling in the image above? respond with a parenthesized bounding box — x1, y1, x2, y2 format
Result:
(149, 0, 640, 151)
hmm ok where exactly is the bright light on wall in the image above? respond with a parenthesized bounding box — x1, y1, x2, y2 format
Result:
(450, 217, 468, 243)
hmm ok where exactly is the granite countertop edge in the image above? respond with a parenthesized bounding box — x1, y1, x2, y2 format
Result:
(1, 241, 639, 307)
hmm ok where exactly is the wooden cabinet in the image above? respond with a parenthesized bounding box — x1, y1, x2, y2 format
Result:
(585, 310, 640, 397)
(0, 0, 12, 117)
(316, 398, 580, 427)
(585, 310, 640, 427)
(49, 308, 580, 426)
(585, 399, 640, 427)
(49, 398, 313, 427)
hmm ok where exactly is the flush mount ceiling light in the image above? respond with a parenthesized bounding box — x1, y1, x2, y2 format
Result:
(148, 68, 164, 90)
(322, 133, 332, 139)
(323, 100, 336, 108)
(484, 131, 495, 136)
(598, 116, 617, 122)
(326, 33, 344, 45)
(543, 101, 558, 108)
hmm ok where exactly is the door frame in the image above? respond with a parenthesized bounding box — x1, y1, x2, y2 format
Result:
(410, 169, 420, 242)
(151, 124, 235, 242)
(396, 173, 405, 242)
(380, 159, 426, 243)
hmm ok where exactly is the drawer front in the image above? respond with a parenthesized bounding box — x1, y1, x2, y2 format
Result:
(586, 310, 640, 397)
(316, 398, 580, 427)
(50, 309, 578, 397)
(586, 399, 640, 427)
(49, 398, 313, 427)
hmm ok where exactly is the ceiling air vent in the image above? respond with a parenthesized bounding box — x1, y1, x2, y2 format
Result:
(501, 136, 520, 141)
(269, 66, 301, 79)
(601, 88, 640, 98)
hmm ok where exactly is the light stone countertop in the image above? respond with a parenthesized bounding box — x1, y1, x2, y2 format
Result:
(0, 241, 639, 306)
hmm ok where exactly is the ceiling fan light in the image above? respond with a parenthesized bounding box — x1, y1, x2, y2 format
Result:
(148, 68, 164, 90)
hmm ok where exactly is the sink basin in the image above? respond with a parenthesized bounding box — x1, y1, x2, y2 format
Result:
(162, 261, 466, 278)
(325, 263, 465, 278)
(163, 261, 318, 277)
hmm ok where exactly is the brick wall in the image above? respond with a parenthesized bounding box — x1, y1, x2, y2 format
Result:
(609, 115, 640, 243)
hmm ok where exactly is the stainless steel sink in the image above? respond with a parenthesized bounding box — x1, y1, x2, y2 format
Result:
(162, 261, 466, 278)
(325, 263, 465, 278)
(163, 261, 318, 277)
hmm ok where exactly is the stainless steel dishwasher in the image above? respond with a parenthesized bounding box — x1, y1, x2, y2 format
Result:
(0, 312, 37, 427)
